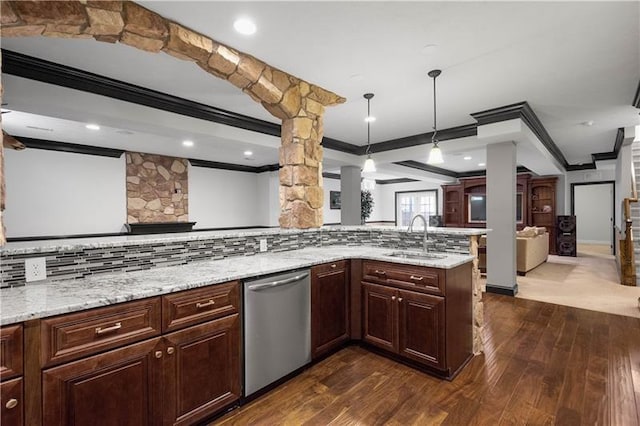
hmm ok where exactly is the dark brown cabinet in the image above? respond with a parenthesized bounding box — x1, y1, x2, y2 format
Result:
(443, 184, 464, 227)
(362, 282, 396, 352)
(363, 283, 445, 370)
(35, 282, 241, 426)
(311, 261, 350, 359)
(42, 337, 164, 426)
(530, 177, 558, 254)
(163, 314, 240, 426)
(397, 289, 445, 369)
(1, 377, 24, 426)
(361, 261, 471, 379)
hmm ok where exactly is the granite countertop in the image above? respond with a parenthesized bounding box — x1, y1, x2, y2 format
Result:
(0, 225, 489, 255)
(0, 246, 473, 325)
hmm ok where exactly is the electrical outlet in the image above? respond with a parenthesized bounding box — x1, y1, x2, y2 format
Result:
(25, 257, 47, 283)
(259, 239, 268, 252)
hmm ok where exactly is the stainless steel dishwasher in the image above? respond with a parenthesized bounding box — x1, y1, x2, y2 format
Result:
(243, 269, 311, 397)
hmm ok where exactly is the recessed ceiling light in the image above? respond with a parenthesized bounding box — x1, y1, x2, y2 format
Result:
(581, 120, 595, 126)
(244, 150, 253, 156)
(182, 140, 194, 147)
(478, 163, 486, 167)
(463, 156, 472, 160)
(234, 18, 256, 35)
(85, 124, 100, 130)
(349, 74, 364, 81)
(364, 116, 376, 123)
(421, 44, 438, 54)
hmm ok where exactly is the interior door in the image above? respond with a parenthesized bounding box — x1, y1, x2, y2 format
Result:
(573, 183, 614, 254)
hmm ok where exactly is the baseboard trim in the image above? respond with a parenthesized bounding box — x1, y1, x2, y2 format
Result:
(485, 284, 519, 296)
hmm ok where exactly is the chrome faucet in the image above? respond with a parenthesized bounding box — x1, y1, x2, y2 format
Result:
(408, 214, 429, 252)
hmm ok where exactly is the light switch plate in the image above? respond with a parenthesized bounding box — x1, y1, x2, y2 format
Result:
(25, 257, 47, 283)
(259, 239, 268, 252)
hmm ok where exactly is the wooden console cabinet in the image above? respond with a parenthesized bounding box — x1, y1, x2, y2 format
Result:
(311, 261, 350, 359)
(442, 174, 557, 254)
(360, 260, 472, 379)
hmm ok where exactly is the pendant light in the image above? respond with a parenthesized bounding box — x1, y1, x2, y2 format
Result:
(362, 93, 377, 173)
(427, 69, 444, 164)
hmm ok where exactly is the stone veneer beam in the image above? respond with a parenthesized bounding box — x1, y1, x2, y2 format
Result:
(0, 0, 346, 235)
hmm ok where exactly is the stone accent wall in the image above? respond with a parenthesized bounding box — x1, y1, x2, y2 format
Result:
(1, 0, 346, 230)
(126, 152, 188, 223)
(469, 235, 484, 354)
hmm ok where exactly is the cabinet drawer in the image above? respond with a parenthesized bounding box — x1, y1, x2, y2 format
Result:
(41, 297, 162, 367)
(0, 324, 23, 381)
(1, 377, 23, 426)
(312, 260, 348, 275)
(162, 281, 239, 333)
(362, 261, 444, 296)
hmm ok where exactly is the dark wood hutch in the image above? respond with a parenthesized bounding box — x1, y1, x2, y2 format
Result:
(442, 174, 557, 254)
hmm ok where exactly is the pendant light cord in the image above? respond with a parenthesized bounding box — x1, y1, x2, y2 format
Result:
(432, 72, 438, 145)
(366, 97, 372, 156)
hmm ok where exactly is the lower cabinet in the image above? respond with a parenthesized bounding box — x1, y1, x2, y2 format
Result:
(42, 337, 164, 426)
(362, 260, 471, 378)
(1, 377, 23, 426)
(363, 282, 444, 370)
(311, 261, 350, 359)
(163, 314, 240, 426)
(37, 283, 241, 426)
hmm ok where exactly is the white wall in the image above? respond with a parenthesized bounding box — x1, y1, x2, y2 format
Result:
(257, 171, 280, 227)
(574, 184, 613, 244)
(189, 165, 263, 228)
(4, 148, 126, 237)
(323, 178, 342, 224)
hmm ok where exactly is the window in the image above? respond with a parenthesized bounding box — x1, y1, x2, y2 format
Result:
(395, 190, 438, 228)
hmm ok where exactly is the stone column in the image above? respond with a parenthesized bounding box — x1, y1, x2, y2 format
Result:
(340, 166, 362, 225)
(278, 110, 324, 228)
(486, 141, 518, 295)
(469, 235, 484, 354)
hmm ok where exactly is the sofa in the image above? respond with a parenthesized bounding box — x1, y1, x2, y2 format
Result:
(479, 227, 549, 275)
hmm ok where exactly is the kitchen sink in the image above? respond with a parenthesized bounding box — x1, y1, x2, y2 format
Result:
(385, 251, 446, 260)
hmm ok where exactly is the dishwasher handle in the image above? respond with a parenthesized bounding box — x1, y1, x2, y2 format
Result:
(247, 272, 309, 291)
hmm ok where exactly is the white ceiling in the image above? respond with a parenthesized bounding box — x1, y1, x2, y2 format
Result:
(2, 1, 639, 178)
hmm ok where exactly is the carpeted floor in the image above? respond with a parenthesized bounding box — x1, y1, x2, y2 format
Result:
(481, 245, 640, 318)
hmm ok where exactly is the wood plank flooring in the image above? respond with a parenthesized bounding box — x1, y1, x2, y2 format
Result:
(211, 293, 640, 425)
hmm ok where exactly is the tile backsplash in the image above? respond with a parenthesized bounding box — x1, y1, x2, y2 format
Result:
(1, 228, 472, 287)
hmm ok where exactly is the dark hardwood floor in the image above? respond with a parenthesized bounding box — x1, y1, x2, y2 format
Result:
(212, 293, 640, 425)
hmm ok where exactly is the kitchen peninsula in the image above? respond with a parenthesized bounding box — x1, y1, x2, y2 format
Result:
(0, 226, 485, 425)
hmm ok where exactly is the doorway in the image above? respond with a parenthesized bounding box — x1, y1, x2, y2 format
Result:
(571, 181, 615, 256)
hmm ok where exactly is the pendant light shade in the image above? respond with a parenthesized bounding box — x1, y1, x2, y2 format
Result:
(362, 93, 376, 173)
(427, 69, 444, 165)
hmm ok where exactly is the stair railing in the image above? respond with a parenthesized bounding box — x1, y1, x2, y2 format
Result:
(621, 160, 638, 286)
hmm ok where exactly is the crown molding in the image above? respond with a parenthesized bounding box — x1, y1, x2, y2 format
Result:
(393, 161, 459, 178)
(322, 172, 342, 180)
(367, 123, 478, 155)
(375, 178, 419, 185)
(14, 136, 125, 158)
(633, 80, 640, 108)
(471, 101, 570, 170)
(189, 158, 279, 173)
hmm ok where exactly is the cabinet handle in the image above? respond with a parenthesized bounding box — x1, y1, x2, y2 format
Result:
(196, 299, 215, 309)
(167, 347, 175, 355)
(374, 270, 387, 276)
(409, 275, 424, 281)
(391, 296, 396, 301)
(154, 351, 163, 359)
(398, 297, 403, 303)
(5, 399, 18, 409)
(95, 322, 122, 335)
(331, 264, 337, 268)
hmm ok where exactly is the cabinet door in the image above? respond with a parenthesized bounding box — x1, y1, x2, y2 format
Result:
(362, 282, 397, 352)
(397, 290, 445, 369)
(42, 337, 163, 426)
(311, 262, 349, 359)
(1, 377, 23, 426)
(163, 314, 240, 426)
